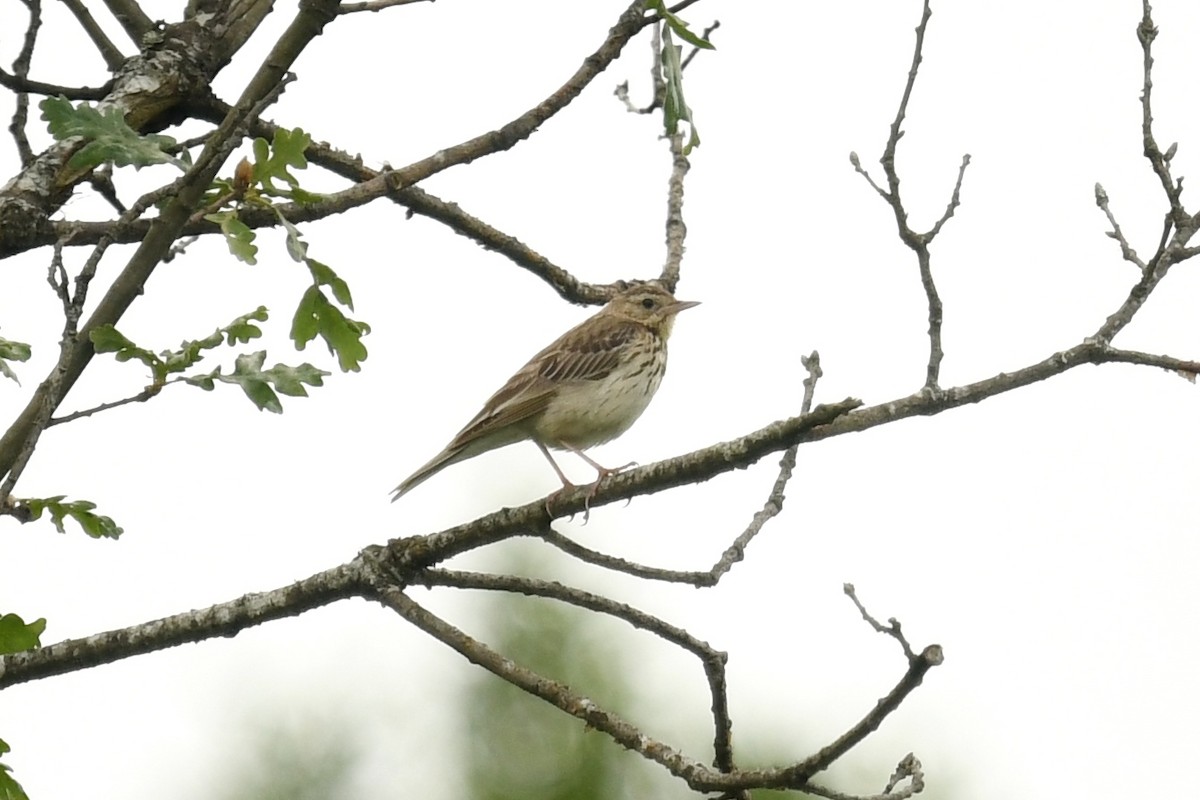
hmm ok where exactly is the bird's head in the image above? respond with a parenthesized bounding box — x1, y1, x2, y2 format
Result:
(604, 282, 699, 336)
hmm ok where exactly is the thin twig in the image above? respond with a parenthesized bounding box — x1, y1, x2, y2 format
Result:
(7, 0, 41, 165)
(537, 352, 825, 591)
(1093, 2, 1200, 342)
(48, 386, 160, 427)
(338, 0, 434, 13)
(58, 0, 126, 70)
(681, 20, 719, 69)
(1094, 182, 1146, 271)
(0, 67, 111, 100)
(850, 0, 970, 390)
(660, 130, 689, 291)
(844, 583, 916, 660)
(100, 0, 156, 42)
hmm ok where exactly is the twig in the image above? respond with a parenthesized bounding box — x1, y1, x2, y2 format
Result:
(371, 571, 938, 793)
(1137, 2, 1185, 225)
(48, 386, 160, 427)
(844, 583, 915, 659)
(537, 352, 824, 590)
(1094, 182, 1146, 271)
(0, 66, 111, 101)
(425, 567, 738, 778)
(100, 0, 156, 42)
(7, 0, 41, 165)
(681, 20, 719, 69)
(1093, 2, 1200, 342)
(660, 130, 689, 291)
(58, 0, 126, 70)
(338, 0, 434, 13)
(615, 22, 665, 114)
(850, 0, 970, 390)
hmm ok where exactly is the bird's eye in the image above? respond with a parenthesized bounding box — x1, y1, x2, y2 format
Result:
(641, 297, 656, 309)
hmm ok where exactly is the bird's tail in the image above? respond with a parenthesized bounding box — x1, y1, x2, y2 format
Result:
(389, 446, 467, 502)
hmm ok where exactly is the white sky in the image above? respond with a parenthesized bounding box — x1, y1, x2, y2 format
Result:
(2, 1, 1199, 798)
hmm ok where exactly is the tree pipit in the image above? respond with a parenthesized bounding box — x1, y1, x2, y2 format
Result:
(390, 281, 699, 515)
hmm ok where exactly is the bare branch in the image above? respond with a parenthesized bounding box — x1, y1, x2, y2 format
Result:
(1093, 2, 1200, 342)
(844, 583, 916, 659)
(6, 0, 41, 165)
(660, 131, 689, 291)
(851, 0, 970, 390)
(0, 563, 365, 687)
(101, 0, 155, 43)
(615, 22, 665, 114)
(423, 567, 740, 776)
(370, 575, 938, 793)
(1094, 182, 1146, 270)
(338, 0, 434, 14)
(59, 0, 127, 70)
(1137, 1, 1187, 225)
(47, 386, 160, 427)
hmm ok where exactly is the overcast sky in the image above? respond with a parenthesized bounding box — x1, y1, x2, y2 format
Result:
(2, 1, 1199, 798)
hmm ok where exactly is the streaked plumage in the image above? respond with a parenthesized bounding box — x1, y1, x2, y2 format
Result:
(390, 281, 698, 502)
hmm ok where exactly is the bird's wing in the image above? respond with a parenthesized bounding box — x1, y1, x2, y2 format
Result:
(446, 320, 641, 449)
(535, 319, 640, 382)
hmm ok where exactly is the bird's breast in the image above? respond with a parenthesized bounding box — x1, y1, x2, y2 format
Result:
(534, 345, 667, 449)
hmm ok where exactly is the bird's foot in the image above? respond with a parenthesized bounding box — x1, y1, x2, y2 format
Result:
(545, 463, 638, 523)
(545, 481, 582, 522)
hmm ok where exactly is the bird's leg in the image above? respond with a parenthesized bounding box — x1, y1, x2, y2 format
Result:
(562, 444, 637, 519)
(536, 441, 581, 520)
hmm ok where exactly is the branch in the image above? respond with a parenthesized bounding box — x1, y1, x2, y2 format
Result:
(661, 130, 689, 292)
(850, 0, 971, 390)
(1137, 2, 1186, 225)
(1093, 2, 1200, 342)
(370, 577, 939, 793)
(0, 68, 118, 101)
(338, 0, 434, 13)
(59, 0, 127, 70)
(101, 0, 157, 42)
(5, 0, 41, 165)
(0, 562, 365, 687)
(378, 0, 653, 195)
(6, 334, 1184, 684)
(422, 567, 737, 774)
(1094, 182, 1146, 271)
(537, 352, 826, 588)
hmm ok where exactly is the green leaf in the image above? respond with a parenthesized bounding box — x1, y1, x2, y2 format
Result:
(307, 259, 354, 309)
(187, 350, 329, 413)
(221, 307, 269, 345)
(645, 0, 716, 50)
(253, 128, 314, 196)
(205, 210, 258, 265)
(160, 308, 267, 375)
(40, 95, 184, 172)
(91, 326, 164, 380)
(0, 740, 30, 800)
(0, 613, 46, 655)
(22, 495, 123, 539)
(274, 211, 309, 263)
(289, 287, 370, 372)
(0, 336, 31, 385)
(660, 29, 701, 154)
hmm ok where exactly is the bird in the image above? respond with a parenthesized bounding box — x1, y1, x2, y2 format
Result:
(390, 281, 699, 508)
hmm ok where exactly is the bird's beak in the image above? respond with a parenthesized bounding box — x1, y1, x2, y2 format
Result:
(665, 299, 700, 316)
